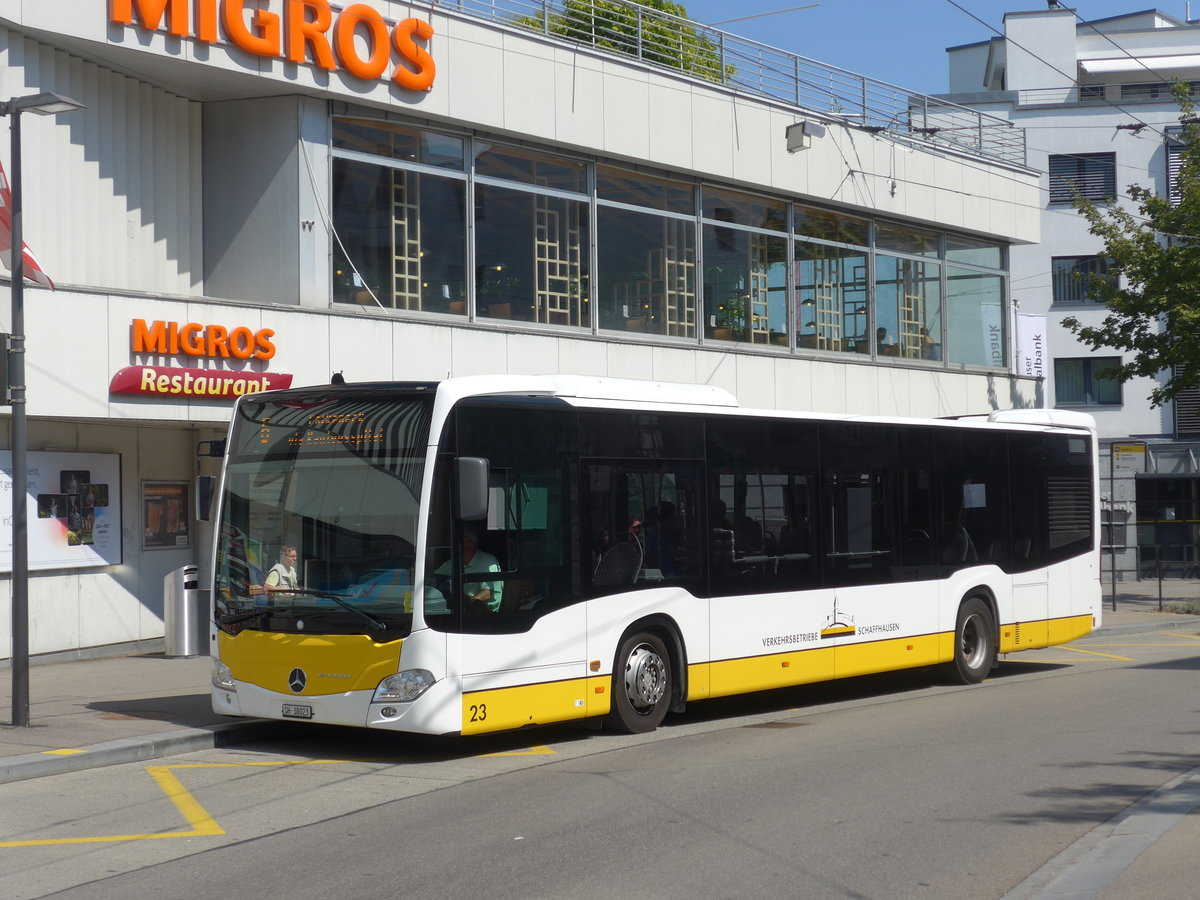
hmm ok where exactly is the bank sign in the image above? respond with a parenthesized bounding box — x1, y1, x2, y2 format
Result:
(109, 0, 437, 91)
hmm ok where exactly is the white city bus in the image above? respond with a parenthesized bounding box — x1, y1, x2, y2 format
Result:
(210, 375, 1100, 736)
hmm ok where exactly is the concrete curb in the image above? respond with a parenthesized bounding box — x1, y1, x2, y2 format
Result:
(0, 720, 277, 786)
(1097, 618, 1200, 637)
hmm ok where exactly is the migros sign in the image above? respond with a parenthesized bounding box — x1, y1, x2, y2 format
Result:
(110, 318, 294, 399)
(109, 0, 437, 91)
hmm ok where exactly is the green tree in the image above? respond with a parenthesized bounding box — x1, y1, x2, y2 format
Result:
(1063, 83, 1200, 407)
(515, 0, 731, 84)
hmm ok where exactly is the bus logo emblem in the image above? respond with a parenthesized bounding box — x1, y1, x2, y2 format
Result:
(288, 668, 307, 693)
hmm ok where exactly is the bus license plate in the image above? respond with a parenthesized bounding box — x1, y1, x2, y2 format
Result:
(282, 704, 313, 719)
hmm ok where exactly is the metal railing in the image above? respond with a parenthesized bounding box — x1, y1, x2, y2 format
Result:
(434, 0, 1026, 166)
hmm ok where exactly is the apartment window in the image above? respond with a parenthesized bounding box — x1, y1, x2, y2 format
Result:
(1048, 153, 1115, 203)
(1051, 256, 1114, 304)
(1055, 357, 1121, 406)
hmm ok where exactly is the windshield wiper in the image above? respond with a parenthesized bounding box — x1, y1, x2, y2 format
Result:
(272, 588, 389, 634)
(218, 607, 274, 626)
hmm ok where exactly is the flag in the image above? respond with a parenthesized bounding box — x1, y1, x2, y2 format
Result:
(0, 159, 54, 289)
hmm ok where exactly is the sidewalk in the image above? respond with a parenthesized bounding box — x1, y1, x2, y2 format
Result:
(1, 587, 1198, 785)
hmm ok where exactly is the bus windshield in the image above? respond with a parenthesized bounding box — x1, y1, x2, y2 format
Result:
(214, 389, 434, 638)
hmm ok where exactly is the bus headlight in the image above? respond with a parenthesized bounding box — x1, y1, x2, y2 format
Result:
(373, 670, 435, 703)
(212, 659, 237, 692)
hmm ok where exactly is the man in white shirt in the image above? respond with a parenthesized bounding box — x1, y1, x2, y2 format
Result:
(264, 546, 299, 593)
(430, 526, 503, 613)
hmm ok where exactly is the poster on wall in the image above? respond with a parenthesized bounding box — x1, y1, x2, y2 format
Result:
(0, 451, 123, 572)
(143, 481, 191, 550)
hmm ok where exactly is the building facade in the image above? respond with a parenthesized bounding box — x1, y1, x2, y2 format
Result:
(0, 0, 1040, 660)
(946, 5, 1200, 581)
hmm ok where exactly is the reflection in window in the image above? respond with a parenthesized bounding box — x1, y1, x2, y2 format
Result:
(703, 227, 787, 345)
(946, 235, 1003, 268)
(474, 183, 590, 326)
(333, 118, 465, 170)
(596, 166, 695, 214)
(598, 206, 696, 336)
(875, 254, 942, 360)
(703, 186, 787, 231)
(794, 205, 869, 245)
(794, 241, 867, 354)
(1055, 357, 1121, 405)
(877, 222, 939, 257)
(946, 267, 1005, 367)
(331, 158, 467, 312)
(475, 143, 587, 192)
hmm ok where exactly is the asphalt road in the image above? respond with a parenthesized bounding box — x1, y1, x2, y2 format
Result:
(2, 630, 1199, 900)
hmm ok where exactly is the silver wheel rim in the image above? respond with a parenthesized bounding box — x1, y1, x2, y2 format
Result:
(622, 642, 667, 713)
(960, 612, 988, 670)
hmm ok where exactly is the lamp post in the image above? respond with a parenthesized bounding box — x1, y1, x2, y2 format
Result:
(2, 92, 84, 727)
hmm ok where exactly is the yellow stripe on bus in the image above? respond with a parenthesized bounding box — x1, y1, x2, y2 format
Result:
(462, 676, 610, 735)
(217, 630, 402, 695)
(998, 614, 1093, 653)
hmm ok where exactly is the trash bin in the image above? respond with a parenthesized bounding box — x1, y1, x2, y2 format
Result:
(164, 564, 205, 657)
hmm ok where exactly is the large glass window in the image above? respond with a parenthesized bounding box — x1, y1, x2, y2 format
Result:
(331, 159, 468, 312)
(703, 227, 788, 345)
(327, 117, 1017, 371)
(794, 241, 867, 354)
(598, 205, 696, 336)
(946, 267, 1005, 367)
(875, 255, 942, 360)
(474, 183, 590, 326)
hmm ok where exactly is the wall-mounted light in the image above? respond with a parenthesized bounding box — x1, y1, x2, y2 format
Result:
(786, 120, 826, 153)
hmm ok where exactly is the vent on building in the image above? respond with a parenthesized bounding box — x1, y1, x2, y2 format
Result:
(1167, 129, 1184, 207)
(1174, 366, 1200, 437)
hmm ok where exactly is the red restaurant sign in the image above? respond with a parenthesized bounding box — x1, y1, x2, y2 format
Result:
(110, 365, 293, 398)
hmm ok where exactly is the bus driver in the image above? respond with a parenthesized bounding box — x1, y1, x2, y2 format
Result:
(428, 525, 503, 613)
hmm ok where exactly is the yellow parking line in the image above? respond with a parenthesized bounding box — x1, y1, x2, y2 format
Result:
(482, 745, 555, 757)
(0, 759, 330, 849)
(1062, 646, 1134, 661)
(0, 745, 558, 849)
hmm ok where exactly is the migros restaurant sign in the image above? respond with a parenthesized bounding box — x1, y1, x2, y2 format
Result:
(109, 0, 437, 91)
(110, 318, 295, 399)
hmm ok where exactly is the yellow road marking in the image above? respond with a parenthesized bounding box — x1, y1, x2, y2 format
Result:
(0, 746, 559, 848)
(1061, 646, 1134, 661)
(0, 759, 331, 849)
(482, 745, 555, 757)
(41, 749, 86, 757)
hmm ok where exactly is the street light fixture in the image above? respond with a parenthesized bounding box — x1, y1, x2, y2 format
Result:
(2, 91, 84, 728)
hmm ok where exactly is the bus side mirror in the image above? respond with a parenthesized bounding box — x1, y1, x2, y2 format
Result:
(456, 457, 489, 521)
(197, 475, 216, 522)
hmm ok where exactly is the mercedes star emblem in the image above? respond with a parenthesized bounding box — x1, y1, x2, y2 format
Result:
(288, 668, 306, 693)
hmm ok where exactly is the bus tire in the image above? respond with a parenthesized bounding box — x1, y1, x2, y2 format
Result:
(945, 596, 996, 685)
(605, 632, 672, 734)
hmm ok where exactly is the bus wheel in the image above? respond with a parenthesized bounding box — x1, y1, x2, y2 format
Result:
(605, 632, 672, 734)
(946, 596, 996, 685)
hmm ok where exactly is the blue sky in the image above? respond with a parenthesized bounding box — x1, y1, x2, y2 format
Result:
(675, 1, 1189, 95)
